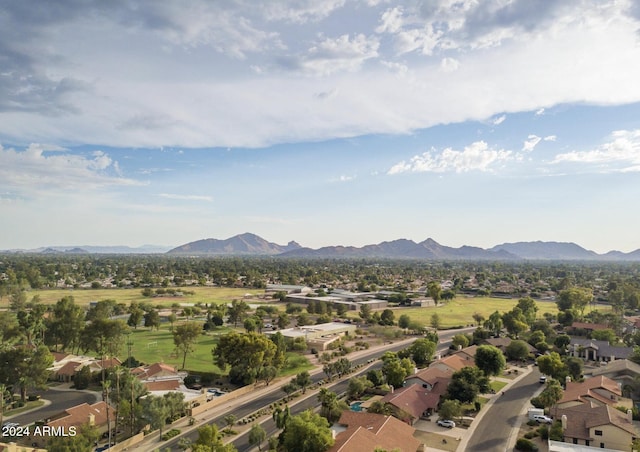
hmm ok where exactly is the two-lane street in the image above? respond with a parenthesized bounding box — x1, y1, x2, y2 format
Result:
(466, 366, 542, 451)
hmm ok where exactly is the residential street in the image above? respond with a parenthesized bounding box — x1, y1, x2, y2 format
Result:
(464, 366, 543, 452)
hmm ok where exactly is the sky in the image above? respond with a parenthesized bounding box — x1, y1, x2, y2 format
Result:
(2, 0, 640, 253)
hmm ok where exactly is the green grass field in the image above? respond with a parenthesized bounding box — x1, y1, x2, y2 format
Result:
(18, 286, 265, 307)
(125, 323, 313, 376)
(396, 296, 607, 329)
(127, 324, 229, 374)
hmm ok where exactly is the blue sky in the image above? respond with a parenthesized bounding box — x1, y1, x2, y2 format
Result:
(1, 0, 640, 253)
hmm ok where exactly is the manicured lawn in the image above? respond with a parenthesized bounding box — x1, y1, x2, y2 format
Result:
(396, 296, 563, 329)
(23, 286, 265, 307)
(126, 324, 230, 374)
(123, 323, 312, 377)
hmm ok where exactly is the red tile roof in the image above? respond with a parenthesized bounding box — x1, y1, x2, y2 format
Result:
(381, 384, 441, 420)
(329, 411, 421, 452)
(47, 401, 114, 431)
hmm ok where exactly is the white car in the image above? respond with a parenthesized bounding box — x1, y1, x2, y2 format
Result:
(533, 415, 553, 424)
(437, 419, 456, 428)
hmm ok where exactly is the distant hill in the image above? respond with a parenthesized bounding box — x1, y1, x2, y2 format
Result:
(167, 233, 302, 255)
(491, 241, 601, 260)
(2, 245, 173, 254)
(280, 238, 517, 260)
(4, 234, 640, 261)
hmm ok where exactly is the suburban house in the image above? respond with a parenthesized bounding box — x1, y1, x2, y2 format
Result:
(329, 411, 422, 452)
(568, 322, 609, 335)
(49, 354, 122, 382)
(551, 375, 632, 416)
(554, 403, 638, 450)
(428, 353, 474, 374)
(32, 401, 114, 446)
(587, 359, 640, 396)
(379, 384, 443, 424)
(568, 338, 633, 362)
(404, 366, 453, 391)
(131, 362, 181, 380)
(451, 344, 478, 361)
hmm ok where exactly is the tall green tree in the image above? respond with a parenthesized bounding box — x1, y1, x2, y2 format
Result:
(227, 299, 250, 327)
(406, 338, 436, 367)
(484, 311, 503, 337)
(474, 345, 506, 377)
(282, 409, 334, 452)
(557, 287, 593, 319)
(0, 345, 53, 401)
(213, 332, 279, 385)
(140, 395, 169, 442)
(446, 367, 490, 404)
(427, 281, 442, 305)
(144, 309, 161, 330)
(248, 423, 267, 451)
(173, 322, 201, 370)
(46, 296, 85, 352)
(192, 424, 237, 452)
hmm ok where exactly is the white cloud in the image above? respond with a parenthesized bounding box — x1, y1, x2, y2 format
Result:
(522, 135, 542, 152)
(0, 144, 141, 195)
(376, 7, 404, 34)
(551, 129, 640, 170)
(1, 1, 640, 149)
(440, 57, 460, 72)
(535, 108, 546, 116)
(262, 0, 346, 24)
(301, 34, 380, 75)
(544, 135, 556, 141)
(158, 193, 213, 202)
(492, 115, 506, 125)
(388, 141, 512, 174)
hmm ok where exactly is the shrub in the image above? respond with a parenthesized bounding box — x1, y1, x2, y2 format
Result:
(515, 438, 539, 452)
(161, 429, 181, 441)
(537, 425, 549, 440)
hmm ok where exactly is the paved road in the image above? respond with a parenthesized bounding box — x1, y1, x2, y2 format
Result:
(466, 367, 542, 452)
(158, 328, 474, 451)
(8, 386, 100, 426)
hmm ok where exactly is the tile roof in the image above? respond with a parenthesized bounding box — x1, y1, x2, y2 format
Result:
(569, 339, 633, 360)
(381, 384, 441, 420)
(556, 403, 638, 439)
(145, 379, 181, 391)
(570, 322, 609, 331)
(47, 401, 114, 431)
(55, 361, 83, 377)
(329, 411, 421, 452)
(555, 376, 623, 408)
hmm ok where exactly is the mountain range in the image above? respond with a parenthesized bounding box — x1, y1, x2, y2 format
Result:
(167, 233, 640, 261)
(4, 233, 640, 261)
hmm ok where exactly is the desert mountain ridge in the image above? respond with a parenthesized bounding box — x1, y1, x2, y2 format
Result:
(167, 233, 640, 261)
(4, 233, 640, 261)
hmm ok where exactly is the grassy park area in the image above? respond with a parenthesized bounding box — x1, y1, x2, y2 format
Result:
(398, 296, 564, 329)
(21, 286, 265, 307)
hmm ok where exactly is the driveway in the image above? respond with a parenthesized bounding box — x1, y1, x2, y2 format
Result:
(7, 385, 100, 426)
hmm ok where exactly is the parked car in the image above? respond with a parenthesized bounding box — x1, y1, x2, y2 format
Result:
(533, 415, 553, 424)
(539, 375, 547, 384)
(437, 419, 456, 428)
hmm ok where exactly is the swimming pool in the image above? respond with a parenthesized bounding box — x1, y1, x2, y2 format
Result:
(350, 401, 363, 412)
